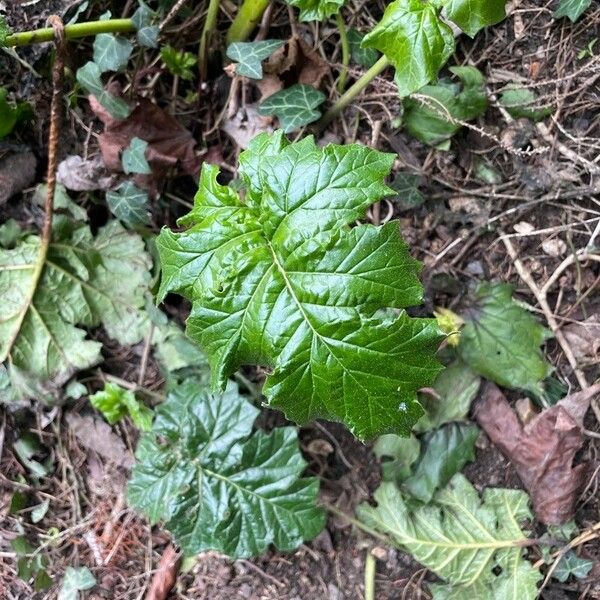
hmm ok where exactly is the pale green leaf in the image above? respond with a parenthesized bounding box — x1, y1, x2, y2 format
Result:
(404, 66, 488, 146)
(34, 183, 88, 222)
(227, 40, 285, 79)
(414, 360, 480, 433)
(0, 220, 151, 402)
(76, 61, 131, 119)
(156, 132, 443, 440)
(458, 282, 552, 397)
(122, 137, 152, 174)
(374, 433, 420, 482)
(284, 0, 346, 21)
(553, 550, 593, 582)
(58, 567, 96, 600)
(0, 87, 32, 139)
(127, 379, 325, 557)
(362, 0, 455, 97)
(132, 1, 159, 47)
(443, 0, 507, 37)
(160, 45, 197, 80)
(402, 422, 479, 502)
(499, 87, 552, 121)
(90, 382, 153, 431)
(93, 33, 133, 72)
(358, 475, 541, 599)
(258, 85, 326, 132)
(554, 0, 593, 22)
(31, 500, 50, 523)
(106, 181, 151, 227)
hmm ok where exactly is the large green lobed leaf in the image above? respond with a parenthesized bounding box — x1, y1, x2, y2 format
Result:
(157, 132, 442, 440)
(127, 379, 324, 557)
(358, 474, 541, 598)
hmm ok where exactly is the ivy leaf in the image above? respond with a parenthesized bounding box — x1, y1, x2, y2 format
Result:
(499, 87, 552, 121)
(443, 0, 507, 37)
(554, 0, 593, 22)
(553, 550, 593, 582)
(93, 33, 133, 72)
(90, 382, 153, 431)
(0, 88, 33, 139)
(258, 84, 326, 132)
(362, 0, 455, 97)
(226, 40, 285, 79)
(389, 172, 425, 210)
(132, 1, 159, 48)
(402, 422, 479, 502)
(358, 475, 542, 599)
(284, 0, 346, 21)
(156, 132, 442, 440)
(458, 282, 552, 397)
(122, 137, 152, 174)
(106, 181, 151, 227)
(348, 29, 379, 68)
(127, 379, 325, 557)
(0, 220, 151, 401)
(414, 360, 480, 433)
(58, 567, 96, 600)
(76, 61, 131, 119)
(403, 66, 488, 147)
(160, 45, 197, 80)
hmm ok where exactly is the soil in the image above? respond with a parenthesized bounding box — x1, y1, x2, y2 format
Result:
(1, 0, 600, 598)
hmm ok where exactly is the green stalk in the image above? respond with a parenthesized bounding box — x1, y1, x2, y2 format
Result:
(364, 552, 376, 600)
(226, 0, 271, 44)
(199, 0, 221, 80)
(4, 19, 136, 47)
(335, 12, 350, 93)
(319, 54, 389, 128)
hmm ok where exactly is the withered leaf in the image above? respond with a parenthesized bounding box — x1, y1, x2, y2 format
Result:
(89, 96, 200, 192)
(474, 383, 589, 524)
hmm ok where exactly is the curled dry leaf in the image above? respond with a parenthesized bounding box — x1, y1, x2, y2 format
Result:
(258, 35, 329, 99)
(474, 383, 590, 524)
(221, 104, 274, 149)
(146, 544, 181, 600)
(57, 155, 116, 192)
(89, 95, 200, 193)
(563, 315, 600, 365)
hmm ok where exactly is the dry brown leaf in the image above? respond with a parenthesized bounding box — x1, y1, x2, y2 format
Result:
(146, 544, 181, 600)
(57, 155, 116, 191)
(221, 104, 274, 149)
(258, 35, 328, 100)
(89, 96, 200, 193)
(0, 151, 37, 204)
(474, 383, 590, 524)
(563, 315, 600, 364)
(66, 413, 133, 468)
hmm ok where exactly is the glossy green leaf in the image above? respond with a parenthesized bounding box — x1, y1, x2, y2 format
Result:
(0, 220, 151, 401)
(161, 45, 197, 80)
(122, 137, 151, 174)
(414, 360, 480, 433)
(132, 1, 159, 47)
(93, 33, 133, 72)
(458, 282, 552, 397)
(226, 40, 285, 79)
(362, 0, 455, 97)
(554, 0, 593, 22)
(402, 423, 479, 502)
(499, 87, 552, 121)
(348, 29, 379, 68)
(0, 88, 32, 139)
(374, 433, 420, 482)
(258, 85, 326, 132)
(76, 61, 131, 119)
(58, 567, 96, 600)
(553, 550, 593, 582)
(284, 0, 346, 21)
(127, 379, 325, 557)
(358, 474, 541, 599)
(90, 382, 153, 431)
(444, 0, 507, 37)
(156, 132, 443, 439)
(404, 66, 488, 147)
(106, 181, 151, 227)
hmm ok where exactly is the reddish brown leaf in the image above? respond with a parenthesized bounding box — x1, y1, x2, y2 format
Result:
(474, 383, 590, 524)
(89, 95, 200, 194)
(145, 544, 180, 600)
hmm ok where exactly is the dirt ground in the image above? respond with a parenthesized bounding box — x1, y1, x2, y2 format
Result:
(1, 0, 600, 598)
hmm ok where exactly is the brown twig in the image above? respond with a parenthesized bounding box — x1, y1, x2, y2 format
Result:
(145, 544, 181, 600)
